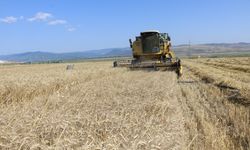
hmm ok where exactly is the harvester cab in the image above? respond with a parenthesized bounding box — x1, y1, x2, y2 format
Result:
(114, 30, 183, 78)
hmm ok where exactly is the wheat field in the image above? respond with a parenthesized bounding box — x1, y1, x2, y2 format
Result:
(0, 57, 249, 149)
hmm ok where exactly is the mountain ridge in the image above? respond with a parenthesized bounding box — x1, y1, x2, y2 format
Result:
(0, 43, 250, 63)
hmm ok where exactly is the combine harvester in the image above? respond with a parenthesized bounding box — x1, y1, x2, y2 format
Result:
(113, 30, 183, 78)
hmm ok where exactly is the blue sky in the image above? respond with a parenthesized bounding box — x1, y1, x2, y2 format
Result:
(0, 0, 250, 54)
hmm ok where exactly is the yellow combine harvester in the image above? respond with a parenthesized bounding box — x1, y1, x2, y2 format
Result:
(113, 30, 183, 78)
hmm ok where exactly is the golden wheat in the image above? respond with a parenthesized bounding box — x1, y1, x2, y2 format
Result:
(0, 58, 249, 149)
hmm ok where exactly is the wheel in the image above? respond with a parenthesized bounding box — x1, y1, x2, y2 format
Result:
(176, 60, 183, 78)
(131, 59, 139, 65)
(161, 55, 167, 63)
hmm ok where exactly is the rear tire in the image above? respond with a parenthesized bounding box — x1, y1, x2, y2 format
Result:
(176, 59, 182, 78)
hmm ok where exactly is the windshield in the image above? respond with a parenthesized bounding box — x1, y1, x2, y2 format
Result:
(141, 32, 160, 53)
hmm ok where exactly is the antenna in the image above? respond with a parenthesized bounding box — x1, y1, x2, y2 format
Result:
(189, 40, 191, 51)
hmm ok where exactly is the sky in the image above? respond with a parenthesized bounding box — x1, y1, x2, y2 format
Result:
(0, 0, 250, 55)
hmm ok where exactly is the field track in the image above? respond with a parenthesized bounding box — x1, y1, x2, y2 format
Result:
(0, 57, 249, 149)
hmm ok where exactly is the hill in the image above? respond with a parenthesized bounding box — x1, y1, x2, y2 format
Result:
(0, 43, 250, 62)
(0, 48, 131, 63)
(174, 42, 250, 57)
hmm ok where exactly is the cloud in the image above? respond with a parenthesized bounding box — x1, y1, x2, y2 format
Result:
(48, 20, 67, 25)
(1, 13, 78, 31)
(28, 12, 52, 22)
(67, 27, 76, 32)
(0, 16, 18, 24)
(19, 16, 24, 20)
